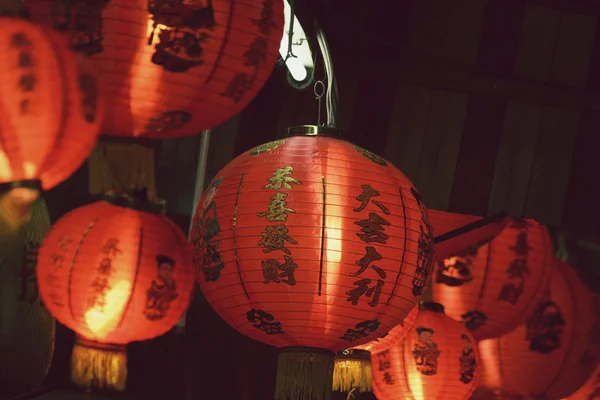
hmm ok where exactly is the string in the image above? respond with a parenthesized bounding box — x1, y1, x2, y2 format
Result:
(315, 23, 339, 128)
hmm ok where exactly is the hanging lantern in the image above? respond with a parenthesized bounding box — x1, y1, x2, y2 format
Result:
(431, 219, 554, 340)
(0, 17, 103, 228)
(565, 363, 600, 400)
(372, 302, 480, 400)
(36, 194, 194, 391)
(477, 259, 600, 399)
(28, 0, 284, 138)
(0, 198, 55, 398)
(354, 304, 419, 354)
(428, 209, 510, 263)
(332, 349, 372, 394)
(192, 126, 435, 400)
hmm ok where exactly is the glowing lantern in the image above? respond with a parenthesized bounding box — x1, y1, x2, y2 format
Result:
(192, 126, 435, 400)
(431, 219, 554, 340)
(28, 0, 284, 138)
(428, 209, 510, 263)
(36, 195, 194, 391)
(0, 198, 55, 397)
(565, 363, 600, 400)
(0, 17, 103, 228)
(477, 259, 600, 399)
(372, 302, 480, 400)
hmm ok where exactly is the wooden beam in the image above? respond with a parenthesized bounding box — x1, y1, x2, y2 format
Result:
(338, 60, 600, 111)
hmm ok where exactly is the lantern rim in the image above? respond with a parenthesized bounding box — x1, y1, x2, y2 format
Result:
(0, 179, 42, 196)
(102, 191, 166, 215)
(76, 336, 126, 352)
(285, 125, 344, 138)
(419, 301, 445, 313)
(336, 349, 371, 361)
(278, 346, 336, 356)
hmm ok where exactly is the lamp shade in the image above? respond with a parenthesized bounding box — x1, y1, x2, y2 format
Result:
(354, 305, 419, 354)
(28, 0, 283, 138)
(36, 197, 194, 391)
(477, 259, 599, 399)
(192, 128, 435, 400)
(431, 219, 554, 340)
(372, 302, 480, 400)
(428, 210, 510, 263)
(0, 17, 102, 190)
(564, 363, 600, 400)
(0, 198, 54, 398)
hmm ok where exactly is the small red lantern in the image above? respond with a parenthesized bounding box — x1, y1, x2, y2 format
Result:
(428, 210, 510, 263)
(28, 0, 284, 138)
(0, 17, 102, 218)
(192, 126, 435, 400)
(372, 302, 480, 400)
(432, 219, 554, 340)
(36, 195, 194, 391)
(477, 259, 600, 399)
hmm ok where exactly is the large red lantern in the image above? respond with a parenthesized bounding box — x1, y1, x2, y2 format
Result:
(477, 259, 600, 399)
(0, 17, 102, 223)
(28, 0, 284, 138)
(372, 302, 480, 400)
(36, 195, 195, 391)
(428, 210, 510, 263)
(192, 126, 435, 400)
(431, 219, 554, 340)
(566, 363, 600, 400)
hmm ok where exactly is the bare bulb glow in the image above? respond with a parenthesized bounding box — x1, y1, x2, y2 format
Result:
(285, 57, 308, 81)
(279, 0, 313, 82)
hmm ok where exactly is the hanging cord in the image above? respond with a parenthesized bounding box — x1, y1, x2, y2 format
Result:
(315, 22, 339, 128)
(282, 0, 298, 63)
(346, 387, 358, 400)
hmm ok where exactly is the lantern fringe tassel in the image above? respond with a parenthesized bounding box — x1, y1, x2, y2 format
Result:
(332, 357, 372, 393)
(88, 141, 157, 199)
(275, 347, 334, 400)
(70, 339, 127, 392)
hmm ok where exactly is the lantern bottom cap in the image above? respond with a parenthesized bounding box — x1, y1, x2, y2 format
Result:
(71, 337, 128, 392)
(275, 347, 335, 400)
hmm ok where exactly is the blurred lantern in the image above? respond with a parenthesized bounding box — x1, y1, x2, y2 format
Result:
(565, 363, 600, 400)
(0, 198, 55, 398)
(332, 349, 372, 394)
(428, 209, 510, 263)
(0, 17, 103, 230)
(36, 195, 194, 391)
(331, 306, 420, 395)
(477, 259, 600, 399)
(431, 219, 554, 340)
(191, 126, 435, 400)
(372, 302, 480, 400)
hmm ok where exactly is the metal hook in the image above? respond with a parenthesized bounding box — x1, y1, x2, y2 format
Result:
(314, 80, 325, 126)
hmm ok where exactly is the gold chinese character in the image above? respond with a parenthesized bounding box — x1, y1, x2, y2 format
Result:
(263, 166, 301, 190)
(258, 224, 297, 254)
(256, 192, 295, 222)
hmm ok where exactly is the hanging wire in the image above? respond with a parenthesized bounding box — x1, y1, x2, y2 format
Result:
(283, 0, 298, 62)
(315, 22, 339, 128)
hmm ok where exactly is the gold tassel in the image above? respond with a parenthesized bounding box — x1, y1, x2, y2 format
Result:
(88, 141, 157, 198)
(275, 347, 334, 400)
(70, 337, 127, 392)
(0, 188, 39, 241)
(332, 350, 372, 393)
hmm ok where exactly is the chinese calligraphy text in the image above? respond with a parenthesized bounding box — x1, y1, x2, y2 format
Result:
(339, 319, 380, 342)
(376, 349, 395, 385)
(11, 32, 36, 114)
(497, 221, 532, 305)
(410, 188, 434, 297)
(44, 234, 74, 308)
(87, 238, 122, 312)
(247, 308, 284, 335)
(195, 177, 225, 282)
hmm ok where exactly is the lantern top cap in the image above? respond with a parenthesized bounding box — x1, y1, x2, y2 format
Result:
(102, 189, 166, 215)
(285, 125, 344, 138)
(419, 302, 445, 314)
(336, 349, 371, 361)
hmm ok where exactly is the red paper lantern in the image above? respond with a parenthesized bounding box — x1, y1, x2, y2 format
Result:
(566, 363, 600, 400)
(192, 126, 435, 400)
(27, 0, 283, 138)
(354, 305, 419, 354)
(0, 17, 102, 191)
(372, 302, 480, 400)
(477, 259, 600, 399)
(431, 219, 554, 340)
(428, 210, 510, 263)
(36, 196, 194, 391)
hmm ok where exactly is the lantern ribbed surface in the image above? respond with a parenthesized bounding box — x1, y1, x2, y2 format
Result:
(428, 209, 509, 263)
(565, 363, 600, 400)
(478, 259, 600, 399)
(36, 200, 194, 344)
(192, 135, 435, 351)
(28, 0, 283, 138)
(432, 219, 554, 340)
(0, 17, 103, 190)
(372, 303, 480, 400)
(353, 305, 419, 354)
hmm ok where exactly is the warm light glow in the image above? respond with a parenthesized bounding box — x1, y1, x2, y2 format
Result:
(84, 281, 132, 339)
(408, 368, 425, 400)
(479, 339, 502, 388)
(279, 0, 313, 82)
